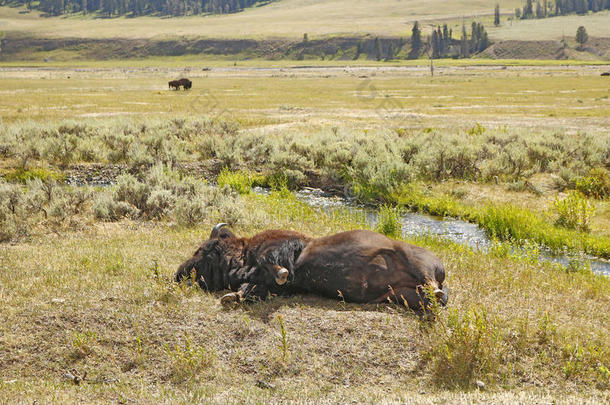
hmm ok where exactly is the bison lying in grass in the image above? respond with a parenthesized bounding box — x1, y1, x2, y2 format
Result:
(176, 224, 449, 313)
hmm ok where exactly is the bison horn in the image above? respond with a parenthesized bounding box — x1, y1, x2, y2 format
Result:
(434, 289, 444, 300)
(275, 268, 289, 285)
(210, 223, 228, 238)
(220, 292, 241, 307)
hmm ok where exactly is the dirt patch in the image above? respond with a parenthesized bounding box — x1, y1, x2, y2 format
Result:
(480, 37, 610, 60)
(480, 40, 566, 59)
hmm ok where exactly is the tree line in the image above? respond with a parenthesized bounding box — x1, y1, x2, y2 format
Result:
(514, 0, 610, 20)
(13, 0, 268, 16)
(410, 21, 489, 59)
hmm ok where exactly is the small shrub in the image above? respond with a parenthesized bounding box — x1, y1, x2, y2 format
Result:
(93, 193, 139, 221)
(266, 171, 294, 192)
(43, 135, 79, 167)
(466, 122, 486, 136)
(553, 191, 595, 232)
(173, 197, 207, 227)
(574, 168, 609, 199)
(0, 182, 30, 242)
(146, 189, 176, 219)
(114, 174, 151, 211)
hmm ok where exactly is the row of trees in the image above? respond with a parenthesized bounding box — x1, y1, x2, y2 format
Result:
(515, 0, 610, 19)
(16, 0, 266, 16)
(410, 21, 489, 59)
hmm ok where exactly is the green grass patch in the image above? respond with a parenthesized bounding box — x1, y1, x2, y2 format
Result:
(2, 167, 66, 184)
(387, 183, 610, 259)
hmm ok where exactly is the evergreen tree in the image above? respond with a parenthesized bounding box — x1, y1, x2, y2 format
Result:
(523, 0, 534, 17)
(408, 21, 422, 59)
(494, 3, 501, 26)
(386, 42, 395, 61)
(374, 37, 382, 61)
(431, 30, 439, 58)
(460, 24, 469, 58)
(575, 25, 588, 49)
(479, 30, 489, 52)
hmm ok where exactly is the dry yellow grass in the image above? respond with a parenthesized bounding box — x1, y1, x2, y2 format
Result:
(0, 191, 608, 403)
(0, 58, 608, 403)
(0, 65, 609, 131)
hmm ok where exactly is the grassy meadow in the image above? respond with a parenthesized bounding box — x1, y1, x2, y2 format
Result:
(0, 61, 609, 403)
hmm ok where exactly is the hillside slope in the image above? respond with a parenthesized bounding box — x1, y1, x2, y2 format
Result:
(0, 1, 526, 39)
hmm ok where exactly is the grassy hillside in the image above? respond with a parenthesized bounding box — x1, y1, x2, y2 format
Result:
(5, 1, 605, 40)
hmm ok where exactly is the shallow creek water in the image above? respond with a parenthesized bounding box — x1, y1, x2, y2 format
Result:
(268, 187, 610, 276)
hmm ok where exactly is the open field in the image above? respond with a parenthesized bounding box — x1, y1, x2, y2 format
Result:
(1, 64, 609, 127)
(0, 63, 609, 402)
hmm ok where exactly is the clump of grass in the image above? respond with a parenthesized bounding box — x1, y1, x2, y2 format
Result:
(466, 122, 486, 136)
(70, 330, 98, 361)
(374, 204, 401, 239)
(552, 191, 595, 232)
(166, 333, 216, 383)
(421, 307, 505, 388)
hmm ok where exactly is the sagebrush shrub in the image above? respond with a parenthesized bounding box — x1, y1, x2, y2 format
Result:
(93, 193, 140, 221)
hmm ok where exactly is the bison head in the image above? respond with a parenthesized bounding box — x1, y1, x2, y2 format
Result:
(175, 223, 244, 291)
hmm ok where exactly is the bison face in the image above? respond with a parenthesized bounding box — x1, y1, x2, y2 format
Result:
(175, 223, 241, 291)
(412, 263, 449, 313)
(175, 238, 222, 290)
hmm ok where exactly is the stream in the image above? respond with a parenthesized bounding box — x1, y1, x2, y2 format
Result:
(281, 187, 610, 276)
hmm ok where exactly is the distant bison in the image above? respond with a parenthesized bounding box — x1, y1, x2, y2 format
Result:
(168, 78, 192, 90)
(601, 72, 610, 77)
(176, 224, 449, 314)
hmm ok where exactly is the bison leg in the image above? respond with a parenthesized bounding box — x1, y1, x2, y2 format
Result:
(220, 282, 271, 307)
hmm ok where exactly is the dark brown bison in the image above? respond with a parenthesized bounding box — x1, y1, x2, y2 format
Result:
(176, 224, 449, 313)
(175, 224, 309, 302)
(168, 78, 192, 90)
(601, 72, 610, 77)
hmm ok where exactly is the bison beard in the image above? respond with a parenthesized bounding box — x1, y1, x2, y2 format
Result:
(176, 224, 449, 313)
